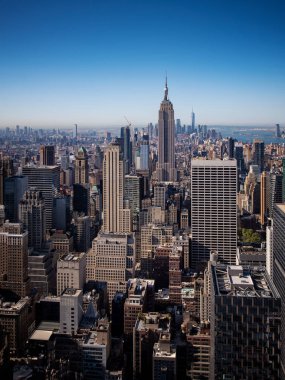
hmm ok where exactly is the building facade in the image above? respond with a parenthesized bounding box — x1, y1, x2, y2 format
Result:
(191, 159, 237, 270)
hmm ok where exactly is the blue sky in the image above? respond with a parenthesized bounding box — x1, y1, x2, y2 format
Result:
(0, 0, 285, 128)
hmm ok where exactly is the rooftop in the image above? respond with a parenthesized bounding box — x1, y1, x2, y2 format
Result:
(212, 264, 279, 298)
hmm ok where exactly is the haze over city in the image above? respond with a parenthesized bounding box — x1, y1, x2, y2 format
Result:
(1, 0, 285, 128)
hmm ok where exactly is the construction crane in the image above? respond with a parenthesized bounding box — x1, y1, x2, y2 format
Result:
(124, 116, 132, 128)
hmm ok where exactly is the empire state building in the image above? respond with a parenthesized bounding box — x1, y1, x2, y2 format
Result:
(157, 78, 176, 182)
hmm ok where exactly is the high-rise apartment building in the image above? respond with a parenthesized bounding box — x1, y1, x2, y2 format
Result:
(19, 188, 46, 250)
(22, 165, 60, 230)
(191, 159, 237, 269)
(75, 146, 89, 184)
(103, 143, 131, 233)
(0, 222, 30, 297)
(210, 263, 281, 379)
(39, 145, 55, 166)
(273, 204, 285, 379)
(157, 79, 176, 182)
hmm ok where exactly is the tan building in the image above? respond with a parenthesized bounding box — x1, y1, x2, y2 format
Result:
(186, 323, 211, 380)
(103, 143, 132, 233)
(140, 224, 173, 274)
(0, 297, 30, 354)
(124, 278, 154, 334)
(75, 146, 89, 185)
(133, 312, 171, 380)
(0, 222, 30, 297)
(50, 231, 74, 256)
(39, 145, 55, 166)
(86, 232, 135, 310)
(169, 247, 182, 305)
(172, 233, 190, 269)
(57, 252, 86, 295)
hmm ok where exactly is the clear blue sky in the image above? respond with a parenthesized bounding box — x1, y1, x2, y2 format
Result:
(0, 0, 285, 128)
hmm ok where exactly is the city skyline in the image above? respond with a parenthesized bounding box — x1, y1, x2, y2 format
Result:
(0, 0, 285, 128)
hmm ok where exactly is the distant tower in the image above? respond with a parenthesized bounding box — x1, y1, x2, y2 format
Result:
(252, 139, 265, 172)
(227, 137, 234, 159)
(276, 123, 281, 138)
(120, 126, 132, 174)
(157, 78, 176, 182)
(75, 146, 89, 184)
(191, 109, 195, 132)
(19, 188, 46, 250)
(40, 145, 55, 166)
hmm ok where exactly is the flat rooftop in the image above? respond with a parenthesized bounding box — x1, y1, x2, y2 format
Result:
(212, 264, 279, 298)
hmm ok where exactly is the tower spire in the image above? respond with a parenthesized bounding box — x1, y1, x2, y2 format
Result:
(164, 75, 168, 101)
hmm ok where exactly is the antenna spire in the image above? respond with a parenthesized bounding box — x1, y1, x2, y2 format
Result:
(164, 74, 168, 100)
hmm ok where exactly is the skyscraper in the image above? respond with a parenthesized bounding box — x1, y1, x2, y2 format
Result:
(191, 159, 237, 269)
(252, 139, 265, 172)
(273, 204, 285, 379)
(0, 222, 30, 297)
(191, 109, 195, 132)
(75, 146, 89, 185)
(276, 123, 281, 138)
(22, 165, 60, 230)
(120, 126, 132, 174)
(0, 157, 14, 205)
(19, 188, 46, 250)
(39, 145, 55, 166)
(157, 78, 176, 182)
(210, 262, 280, 379)
(4, 175, 28, 222)
(103, 143, 131, 233)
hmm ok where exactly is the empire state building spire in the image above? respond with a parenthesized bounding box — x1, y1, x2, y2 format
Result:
(157, 78, 176, 182)
(164, 76, 168, 101)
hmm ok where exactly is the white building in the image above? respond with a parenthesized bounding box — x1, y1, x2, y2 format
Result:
(191, 159, 237, 269)
(60, 288, 83, 334)
(57, 252, 86, 295)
